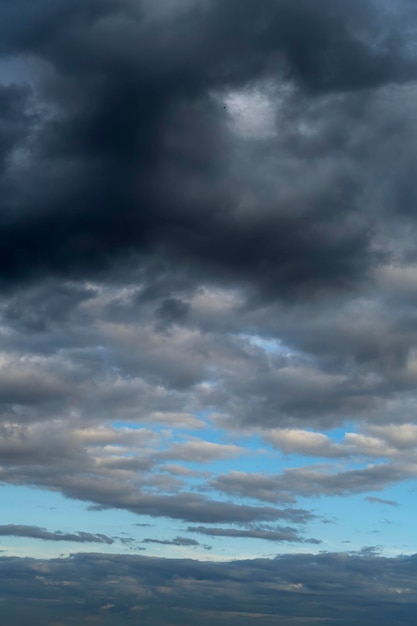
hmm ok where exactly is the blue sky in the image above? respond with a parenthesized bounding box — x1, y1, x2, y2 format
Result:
(1, 0, 417, 623)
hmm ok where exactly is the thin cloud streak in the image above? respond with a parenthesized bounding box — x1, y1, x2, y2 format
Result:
(0, 525, 114, 544)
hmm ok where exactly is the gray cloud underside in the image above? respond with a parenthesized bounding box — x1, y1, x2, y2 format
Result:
(211, 463, 417, 503)
(1, 552, 417, 625)
(0, 524, 113, 544)
(0, 420, 318, 524)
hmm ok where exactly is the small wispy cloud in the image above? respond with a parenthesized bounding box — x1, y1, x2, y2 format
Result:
(365, 496, 399, 507)
(0, 525, 114, 544)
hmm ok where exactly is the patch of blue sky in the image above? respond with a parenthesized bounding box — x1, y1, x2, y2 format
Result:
(105, 412, 417, 558)
(116, 516, 271, 562)
(112, 409, 250, 450)
(2, 482, 411, 562)
(239, 333, 308, 363)
(135, 532, 273, 561)
(112, 413, 390, 485)
(326, 421, 358, 440)
(0, 536, 112, 560)
(152, 469, 417, 558)
(299, 481, 417, 555)
(240, 333, 286, 353)
(0, 488, 223, 560)
(0, 484, 161, 558)
(0, 485, 95, 528)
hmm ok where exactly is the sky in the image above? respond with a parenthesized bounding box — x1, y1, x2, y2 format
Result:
(1, 0, 417, 623)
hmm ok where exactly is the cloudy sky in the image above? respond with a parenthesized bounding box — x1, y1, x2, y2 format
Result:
(1, 0, 417, 622)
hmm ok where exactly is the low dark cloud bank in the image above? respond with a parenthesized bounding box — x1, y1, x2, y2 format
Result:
(1, 552, 417, 626)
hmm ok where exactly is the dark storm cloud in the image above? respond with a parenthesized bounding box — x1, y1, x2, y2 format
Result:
(155, 297, 190, 330)
(1, 552, 417, 625)
(0, 524, 113, 544)
(3, 281, 96, 332)
(0, 0, 414, 295)
(0, 83, 33, 171)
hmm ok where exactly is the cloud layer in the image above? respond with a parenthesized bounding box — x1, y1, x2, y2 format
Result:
(1, 552, 417, 625)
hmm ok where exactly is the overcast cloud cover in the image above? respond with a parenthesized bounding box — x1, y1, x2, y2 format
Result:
(1, 0, 417, 622)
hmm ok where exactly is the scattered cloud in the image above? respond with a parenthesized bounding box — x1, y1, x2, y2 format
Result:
(213, 463, 417, 503)
(142, 536, 199, 547)
(365, 496, 399, 507)
(186, 525, 321, 544)
(0, 525, 113, 544)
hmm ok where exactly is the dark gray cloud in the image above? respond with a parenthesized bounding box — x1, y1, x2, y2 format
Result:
(0, 83, 33, 172)
(1, 552, 417, 625)
(0, 0, 413, 296)
(0, 0, 414, 308)
(2, 281, 96, 332)
(0, 524, 113, 544)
